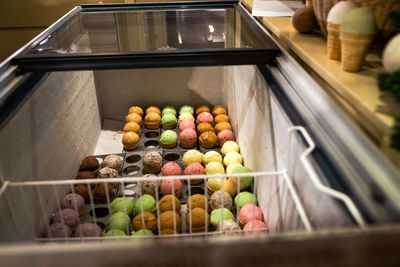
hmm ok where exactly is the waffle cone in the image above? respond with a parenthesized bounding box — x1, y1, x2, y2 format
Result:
(327, 23, 340, 60)
(339, 32, 373, 72)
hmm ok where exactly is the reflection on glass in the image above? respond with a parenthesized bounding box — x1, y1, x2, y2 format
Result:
(29, 8, 268, 55)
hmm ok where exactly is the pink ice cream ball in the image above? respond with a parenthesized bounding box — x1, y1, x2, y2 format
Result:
(239, 203, 263, 225)
(161, 162, 182, 176)
(243, 220, 268, 235)
(217, 129, 235, 145)
(184, 163, 205, 175)
(196, 112, 214, 124)
(160, 179, 183, 196)
(179, 128, 197, 146)
(179, 120, 196, 132)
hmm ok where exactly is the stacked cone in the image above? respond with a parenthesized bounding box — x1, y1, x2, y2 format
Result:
(326, 1, 356, 61)
(340, 32, 373, 72)
(327, 22, 341, 60)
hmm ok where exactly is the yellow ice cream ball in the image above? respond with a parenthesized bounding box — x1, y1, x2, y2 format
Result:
(226, 163, 243, 174)
(206, 178, 227, 192)
(182, 150, 204, 166)
(223, 152, 243, 167)
(205, 162, 225, 175)
(178, 112, 195, 123)
(203, 151, 222, 166)
(221, 141, 240, 155)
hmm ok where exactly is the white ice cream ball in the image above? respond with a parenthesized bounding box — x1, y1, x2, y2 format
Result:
(383, 33, 400, 72)
(327, 1, 357, 24)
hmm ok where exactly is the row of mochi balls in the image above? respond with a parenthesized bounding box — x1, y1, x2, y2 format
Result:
(47, 190, 266, 238)
(46, 154, 129, 238)
(130, 142, 267, 235)
(138, 140, 251, 198)
(122, 105, 235, 150)
(46, 150, 267, 238)
(88, 189, 268, 237)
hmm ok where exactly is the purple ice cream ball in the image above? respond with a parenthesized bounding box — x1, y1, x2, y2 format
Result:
(53, 208, 79, 229)
(48, 222, 72, 238)
(61, 193, 85, 215)
(74, 223, 103, 237)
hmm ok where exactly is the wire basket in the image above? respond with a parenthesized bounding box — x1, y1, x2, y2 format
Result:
(0, 126, 365, 243)
(0, 173, 292, 242)
(312, 0, 339, 37)
(352, 0, 400, 44)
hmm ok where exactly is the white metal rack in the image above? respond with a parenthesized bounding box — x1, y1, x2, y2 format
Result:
(0, 127, 365, 243)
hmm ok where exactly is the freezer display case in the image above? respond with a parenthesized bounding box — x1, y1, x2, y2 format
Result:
(0, 1, 400, 266)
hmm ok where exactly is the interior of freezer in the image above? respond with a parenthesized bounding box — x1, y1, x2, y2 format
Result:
(0, 65, 355, 243)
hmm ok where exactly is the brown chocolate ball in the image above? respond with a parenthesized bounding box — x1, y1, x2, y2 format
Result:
(142, 152, 162, 174)
(292, 7, 317, 33)
(74, 184, 91, 203)
(79, 156, 99, 172)
(187, 194, 209, 211)
(76, 171, 96, 180)
(133, 212, 157, 233)
(159, 195, 181, 214)
(93, 183, 115, 203)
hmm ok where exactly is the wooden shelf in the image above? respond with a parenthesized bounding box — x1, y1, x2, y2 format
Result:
(240, 0, 400, 167)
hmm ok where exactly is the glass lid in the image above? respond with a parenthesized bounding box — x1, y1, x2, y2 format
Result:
(13, 1, 279, 71)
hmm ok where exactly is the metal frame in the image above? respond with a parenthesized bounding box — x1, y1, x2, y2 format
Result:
(288, 126, 366, 228)
(81, 1, 238, 11)
(0, 7, 82, 130)
(11, 1, 279, 72)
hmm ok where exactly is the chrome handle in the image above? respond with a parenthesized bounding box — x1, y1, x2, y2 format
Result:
(288, 126, 366, 228)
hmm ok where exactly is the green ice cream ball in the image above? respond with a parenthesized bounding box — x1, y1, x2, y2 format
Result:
(234, 192, 257, 208)
(179, 105, 194, 115)
(340, 8, 376, 35)
(162, 106, 177, 116)
(162, 113, 177, 126)
(160, 130, 178, 145)
(110, 197, 134, 216)
(233, 166, 254, 189)
(134, 194, 156, 213)
(210, 208, 235, 228)
(133, 229, 154, 237)
(106, 212, 131, 233)
(104, 229, 127, 237)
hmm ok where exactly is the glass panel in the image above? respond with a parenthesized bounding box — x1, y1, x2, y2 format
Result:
(27, 7, 271, 56)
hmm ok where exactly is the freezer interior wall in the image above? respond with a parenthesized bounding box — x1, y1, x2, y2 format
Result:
(0, 70, 101, 242)
(0, 65, 352, 242)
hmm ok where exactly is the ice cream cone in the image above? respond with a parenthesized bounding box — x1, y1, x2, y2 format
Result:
(340, 32, 373, 72)
(327, 22, 341, 60)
